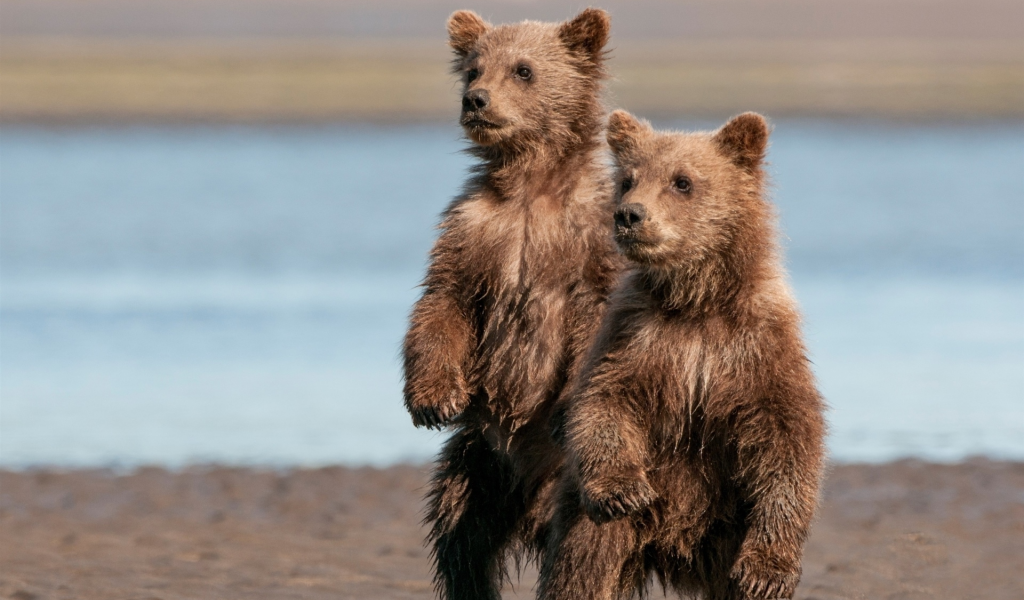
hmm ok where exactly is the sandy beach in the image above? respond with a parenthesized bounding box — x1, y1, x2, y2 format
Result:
(2, 460, 1022, 600)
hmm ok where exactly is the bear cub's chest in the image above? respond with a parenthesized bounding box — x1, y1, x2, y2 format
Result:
(462, 194, 587, 288)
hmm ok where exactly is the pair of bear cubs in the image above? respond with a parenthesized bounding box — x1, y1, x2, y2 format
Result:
(402, 8, 826, 600)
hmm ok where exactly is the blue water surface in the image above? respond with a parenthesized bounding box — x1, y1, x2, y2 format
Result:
(1, 121, 1022, 466)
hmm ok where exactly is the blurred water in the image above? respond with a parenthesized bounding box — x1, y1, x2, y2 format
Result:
(1, 122, 1022, 467)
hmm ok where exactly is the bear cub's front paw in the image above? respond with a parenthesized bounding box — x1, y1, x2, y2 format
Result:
(581, 473, 656, 523)
(406, 373, 470, 430)
(729, 552, 801, 599)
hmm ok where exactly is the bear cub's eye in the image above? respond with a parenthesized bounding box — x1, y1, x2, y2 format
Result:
(621, 178, 634, 194)
(515, 65, 533, 81)
(674, 177, 693, 194)
(467, 68, 480, 82)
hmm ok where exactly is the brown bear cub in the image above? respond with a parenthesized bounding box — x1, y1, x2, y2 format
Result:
(539, 112, 827, 600)
(401, 9, 622, 600)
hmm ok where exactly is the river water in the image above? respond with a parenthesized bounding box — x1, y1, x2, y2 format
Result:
(1, 121, 1022, 466)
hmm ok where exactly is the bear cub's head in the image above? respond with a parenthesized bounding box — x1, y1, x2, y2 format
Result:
(447, 9, 610, 150)
(607, 110, 771, 271)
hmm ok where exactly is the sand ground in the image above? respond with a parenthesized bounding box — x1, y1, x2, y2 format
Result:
(1, 460, 1022, 600)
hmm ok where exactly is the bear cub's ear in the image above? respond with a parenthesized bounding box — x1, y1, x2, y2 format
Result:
(607, 110, 651, 155)
(713, 112, 770, 170)
(448, 10, 490, 56)
(559, 8, 611, 59)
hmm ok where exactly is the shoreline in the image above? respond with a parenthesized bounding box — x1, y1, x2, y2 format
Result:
(0, 454, 1020, 473)
(3, 113, 1023, 130)
(3, 38, 1022, 124)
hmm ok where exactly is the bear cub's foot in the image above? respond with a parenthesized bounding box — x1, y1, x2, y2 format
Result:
(582, 472, 657, 523)
(729, 551, 801, 599)
(406, 373, 471, 430)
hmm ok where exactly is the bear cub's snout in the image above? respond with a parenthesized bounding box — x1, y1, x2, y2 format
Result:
(613, 203, 647, 230)
(461, 89, 490, 113)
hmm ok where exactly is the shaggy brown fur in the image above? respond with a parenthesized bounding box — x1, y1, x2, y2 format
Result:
(401, 9, 623, 600)
(538, 112, 827, 600)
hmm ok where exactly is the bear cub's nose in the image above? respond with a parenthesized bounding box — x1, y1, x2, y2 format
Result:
(614, 203, 647, 229)
(462, 89, 490, 112)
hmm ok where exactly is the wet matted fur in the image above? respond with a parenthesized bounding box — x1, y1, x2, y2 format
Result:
(401, 9, 623, 599)
(539, 112, 827, 600)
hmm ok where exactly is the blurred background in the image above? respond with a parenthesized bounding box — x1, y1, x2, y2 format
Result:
(2, 0, 1022, 468)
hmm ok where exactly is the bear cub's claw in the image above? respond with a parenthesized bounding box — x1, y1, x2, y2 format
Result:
(408, 388, 469, 430)
(582, 474, 657, 523)
(729, 553, 801, 599)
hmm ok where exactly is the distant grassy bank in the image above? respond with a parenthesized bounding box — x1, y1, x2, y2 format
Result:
(2, 38, 1022, 122)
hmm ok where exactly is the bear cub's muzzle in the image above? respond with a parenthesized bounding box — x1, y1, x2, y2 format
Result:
(460, 89, 502, 129)
(614, 203, 647, 230)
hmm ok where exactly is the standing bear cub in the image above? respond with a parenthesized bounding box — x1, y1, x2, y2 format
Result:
(402, 8, 622, 600)
(539, 112, 827, 600)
